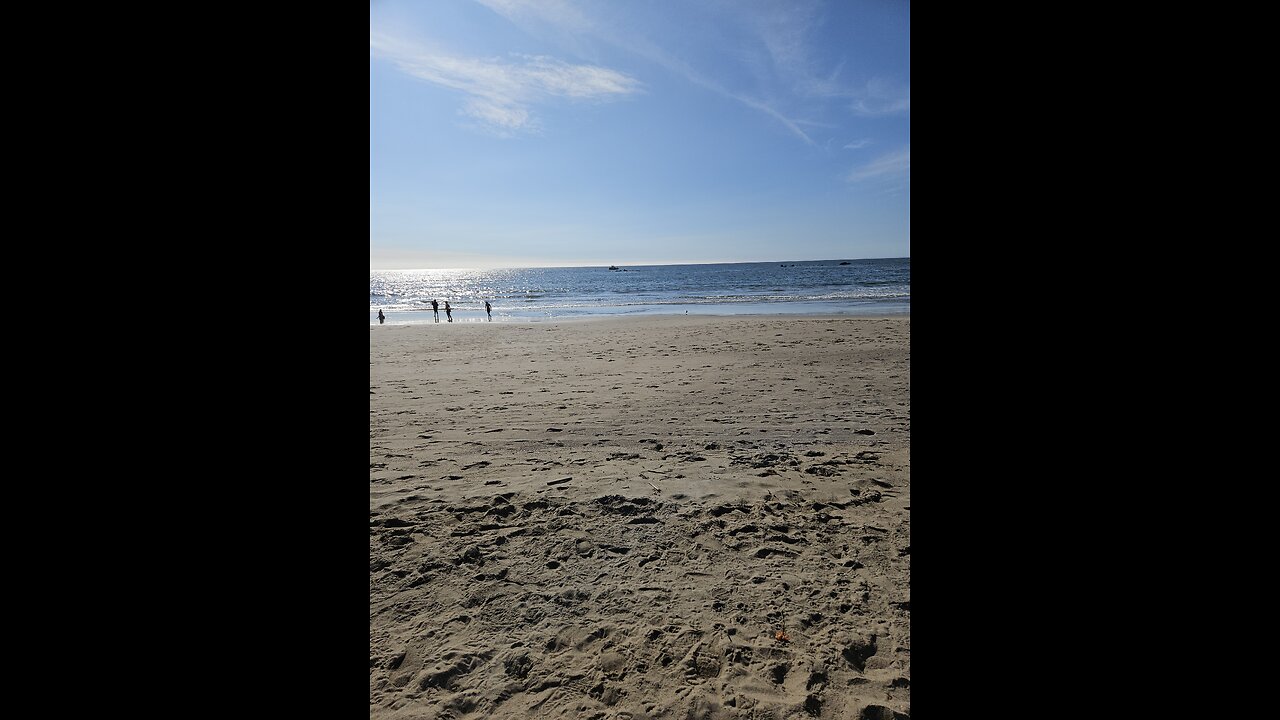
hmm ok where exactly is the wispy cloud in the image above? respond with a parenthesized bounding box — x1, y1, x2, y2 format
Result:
(847, 147, 910, 183)
(626, 39, 818, 145)
(469, 1, 907, 145)
(712, 83, 817, 146)
(851, 78, 910, 116)
(736, 5, 909, 122)
(370, 31, 640, 134)
(843, 138, 872, 150)
(471, 0, 820, 145)
(742, 0, 825, 84)
(801, 74, 910, 117)
(473, 0, 592, 32)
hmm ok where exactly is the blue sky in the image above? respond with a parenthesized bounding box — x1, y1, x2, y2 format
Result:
(370, 0, 909, 269)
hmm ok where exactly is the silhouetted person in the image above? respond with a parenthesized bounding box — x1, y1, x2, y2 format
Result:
(485, 301, 492, 321)
(445, 301, 452, 322)
(431, 299, 439, 322)
(377, 309, 385, 324)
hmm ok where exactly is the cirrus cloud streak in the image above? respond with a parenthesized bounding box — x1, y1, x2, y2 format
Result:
(847, 147, 910, 184)
(371, 32, 641, 134)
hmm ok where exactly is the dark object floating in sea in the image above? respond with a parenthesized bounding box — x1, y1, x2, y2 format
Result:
(839, 261, 850, 265)
(608, 265, 619, 271)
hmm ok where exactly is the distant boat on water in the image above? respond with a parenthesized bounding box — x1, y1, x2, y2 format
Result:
(608, 265, 620, 271)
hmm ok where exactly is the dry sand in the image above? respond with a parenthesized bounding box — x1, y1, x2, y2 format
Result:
(370, 314, 910, 719)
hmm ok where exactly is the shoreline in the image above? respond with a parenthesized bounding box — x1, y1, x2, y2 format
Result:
(370, 302, 910, 326)
(372, 311, 911, 327)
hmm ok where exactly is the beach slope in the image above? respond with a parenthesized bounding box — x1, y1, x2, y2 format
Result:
(370, 315, 910, 718)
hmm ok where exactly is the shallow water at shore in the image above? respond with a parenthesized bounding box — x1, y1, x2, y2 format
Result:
(371, 298, 909, 325)
(370, 258, 909, 325)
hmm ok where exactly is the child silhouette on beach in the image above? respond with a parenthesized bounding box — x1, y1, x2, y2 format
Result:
(431, 299, 439, 322)
(377, 309, 384, 324)
(445, 301, 452, 322)
(485, 301, 492, 321)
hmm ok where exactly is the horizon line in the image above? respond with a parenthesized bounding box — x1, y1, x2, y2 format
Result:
(370, 256, 910, 272)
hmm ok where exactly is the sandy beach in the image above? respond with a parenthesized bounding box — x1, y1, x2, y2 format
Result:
(370, 314, 910, 719)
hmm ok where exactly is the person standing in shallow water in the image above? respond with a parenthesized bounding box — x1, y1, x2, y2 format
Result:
(485, 301, 492, 321)
(431, 299, 439, 322)
(444, 301, 452, 322)
(377, 309, 384, 324)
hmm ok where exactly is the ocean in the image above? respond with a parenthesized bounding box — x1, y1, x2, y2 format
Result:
(370, 257, 909, 324)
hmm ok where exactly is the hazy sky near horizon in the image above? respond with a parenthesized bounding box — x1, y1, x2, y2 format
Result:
(371, 0, 909, 269)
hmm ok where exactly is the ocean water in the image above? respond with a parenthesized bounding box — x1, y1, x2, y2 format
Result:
(370, 258, 909, 324)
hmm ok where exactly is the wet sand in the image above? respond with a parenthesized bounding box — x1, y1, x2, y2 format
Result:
(370, 314, 910, 719)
